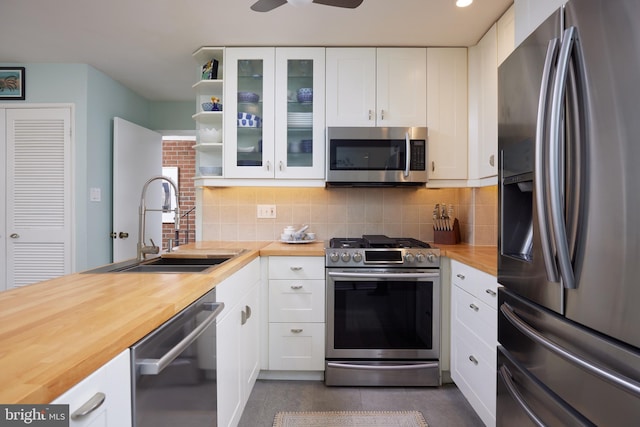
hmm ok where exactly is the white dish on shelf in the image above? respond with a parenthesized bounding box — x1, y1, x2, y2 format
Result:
(280, 238, 317, 244)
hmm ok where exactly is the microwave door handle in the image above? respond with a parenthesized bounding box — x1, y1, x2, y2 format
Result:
(535, 38, 561, 283)
(550, 27, 578, 290)
(404, 132, 410, 177)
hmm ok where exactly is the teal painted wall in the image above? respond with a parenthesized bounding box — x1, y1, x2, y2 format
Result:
(1, 62, 192, 270)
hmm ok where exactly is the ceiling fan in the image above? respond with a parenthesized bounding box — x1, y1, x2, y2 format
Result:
(251, 0, 364, 13)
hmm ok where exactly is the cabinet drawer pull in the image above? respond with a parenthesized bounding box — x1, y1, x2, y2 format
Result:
(291, 328, 303, 333)
(485, 289, 497, 297)
(290, 266, 303, 271)
(70, 392, 106, 420)
(456, 273, 465, 280)
(380, 109, 385, 120)
(431, 161, 435, 172)
(290, 285, 303, 290)
(368, 109, 373, 120)
(469, 303, 479, 312)
(468, 355, 479, 365)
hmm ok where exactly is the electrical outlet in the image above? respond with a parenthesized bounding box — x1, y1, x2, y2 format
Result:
(257, 204, 276, 218)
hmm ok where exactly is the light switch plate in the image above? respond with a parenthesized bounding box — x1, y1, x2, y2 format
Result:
(257, 204, 276, 218)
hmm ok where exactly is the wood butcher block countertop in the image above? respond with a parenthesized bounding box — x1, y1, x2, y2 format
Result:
(435, 244, 497, 277)
(0, 239, 492, 404)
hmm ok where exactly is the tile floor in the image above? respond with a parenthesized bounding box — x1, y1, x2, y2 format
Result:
(238, 380, 484, 427)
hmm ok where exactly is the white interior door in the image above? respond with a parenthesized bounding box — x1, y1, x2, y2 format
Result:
(5, 107, 73, 289)
(113, 118, 161, 262)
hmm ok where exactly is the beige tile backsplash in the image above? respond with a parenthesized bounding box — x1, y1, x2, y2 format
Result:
(201, 185, 498, 246)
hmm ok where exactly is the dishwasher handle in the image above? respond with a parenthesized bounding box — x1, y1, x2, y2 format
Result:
(137, 302, 224, 375)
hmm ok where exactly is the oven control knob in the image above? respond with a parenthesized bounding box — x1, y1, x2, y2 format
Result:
(415, 253, 425, 263)
(427, 253, 436, 263)
(341, 252, 351, 262)
(353, 252, 363, 263)
(404, 253, 415, 263)
(329, 252, 340, 263)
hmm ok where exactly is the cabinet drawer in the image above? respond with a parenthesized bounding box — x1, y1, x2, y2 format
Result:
(268, 322, 325, 371)
(269, 256, 324, 280)
(452, 285, 497, 348)
(451, 331, 496, 426)
(52, 349, 131, 427)
(269, 279, 325, 323)
(451, 260, 500, 309)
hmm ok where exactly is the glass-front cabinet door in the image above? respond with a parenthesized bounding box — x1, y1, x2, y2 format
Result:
(224, 48, 275, 179)
(274, 47, 325, 179)
(225, 47, 325, 181)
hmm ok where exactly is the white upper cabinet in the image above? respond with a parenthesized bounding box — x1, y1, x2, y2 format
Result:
(426, 48, 468, 184)
(326, 48, 427, 127)
(468, 24, 499, 184)
(224, 47, 325, 182)
(497, 5, 515, 65)
(514, 0, 568, 46)
(274, 47, 326, 180)
(224, 47, 276, 179)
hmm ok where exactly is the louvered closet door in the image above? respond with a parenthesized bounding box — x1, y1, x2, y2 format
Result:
(6, 108, 72, 289)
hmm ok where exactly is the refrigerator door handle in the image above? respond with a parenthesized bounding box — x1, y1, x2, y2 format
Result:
(498, 365, 546, 427)
(549, 26, 578, 289)
(535, 38, 561, 284)
(501, 302, 640, 398)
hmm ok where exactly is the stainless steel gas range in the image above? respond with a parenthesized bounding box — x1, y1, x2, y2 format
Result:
(325, 235, 441, 387)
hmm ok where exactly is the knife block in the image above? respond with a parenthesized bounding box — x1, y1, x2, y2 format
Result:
(434, 218, 461, 245)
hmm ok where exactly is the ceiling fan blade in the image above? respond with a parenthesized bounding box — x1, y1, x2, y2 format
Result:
(312, 0, 364, 8)
(251, 0, 288, 12)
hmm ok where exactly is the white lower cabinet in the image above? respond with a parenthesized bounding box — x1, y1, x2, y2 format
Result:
(267, 256, 325, 371)
(450, 260, 501, 427)
(216, 258, 261, 427)
(51, 349, 131, 427)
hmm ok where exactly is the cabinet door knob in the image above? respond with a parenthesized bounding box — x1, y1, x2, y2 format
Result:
(9, 233, 19, 239)
(245, 305, 252, 320)
(368, 110, 373, 120)
(119, 232, 129, 239)
(380, 109, 385, 120)
(468, 355, 479, 365)
(279, 161, 284, 171)
(266, 161, 271, 171)
(469, 303, 479, 312)
(431, 161, 435, 172)
(489, 154, 495, 167)
(456, 273, 465, 280)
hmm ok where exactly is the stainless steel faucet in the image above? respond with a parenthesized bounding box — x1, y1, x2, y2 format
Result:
(137, 176, 180, 261)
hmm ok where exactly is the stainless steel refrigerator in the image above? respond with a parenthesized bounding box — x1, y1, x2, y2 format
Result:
(497, 0, 640, 425)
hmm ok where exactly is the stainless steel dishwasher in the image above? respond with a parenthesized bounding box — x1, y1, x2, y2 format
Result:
(131, 288, 223, 427)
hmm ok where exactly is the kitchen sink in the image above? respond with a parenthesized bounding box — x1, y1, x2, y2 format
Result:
(83, 251, 245, 274)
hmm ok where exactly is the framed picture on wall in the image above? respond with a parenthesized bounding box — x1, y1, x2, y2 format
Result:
(0, 67, 25, 100)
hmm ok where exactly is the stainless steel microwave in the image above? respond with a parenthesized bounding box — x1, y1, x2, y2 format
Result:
(326, 127, 428, 187)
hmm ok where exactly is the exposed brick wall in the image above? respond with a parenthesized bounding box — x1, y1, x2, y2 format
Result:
(162, 139, 196, 250)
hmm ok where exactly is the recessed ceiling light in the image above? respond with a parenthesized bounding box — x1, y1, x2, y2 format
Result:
(456, 0, 473, 7)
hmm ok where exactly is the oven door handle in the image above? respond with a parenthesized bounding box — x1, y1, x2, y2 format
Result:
(136, 302, 225, 375)
(327, 362, 439, 371)
(328, 271, 440, 279)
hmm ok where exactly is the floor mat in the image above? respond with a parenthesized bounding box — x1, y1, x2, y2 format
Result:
(273, 410, 428, 426)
